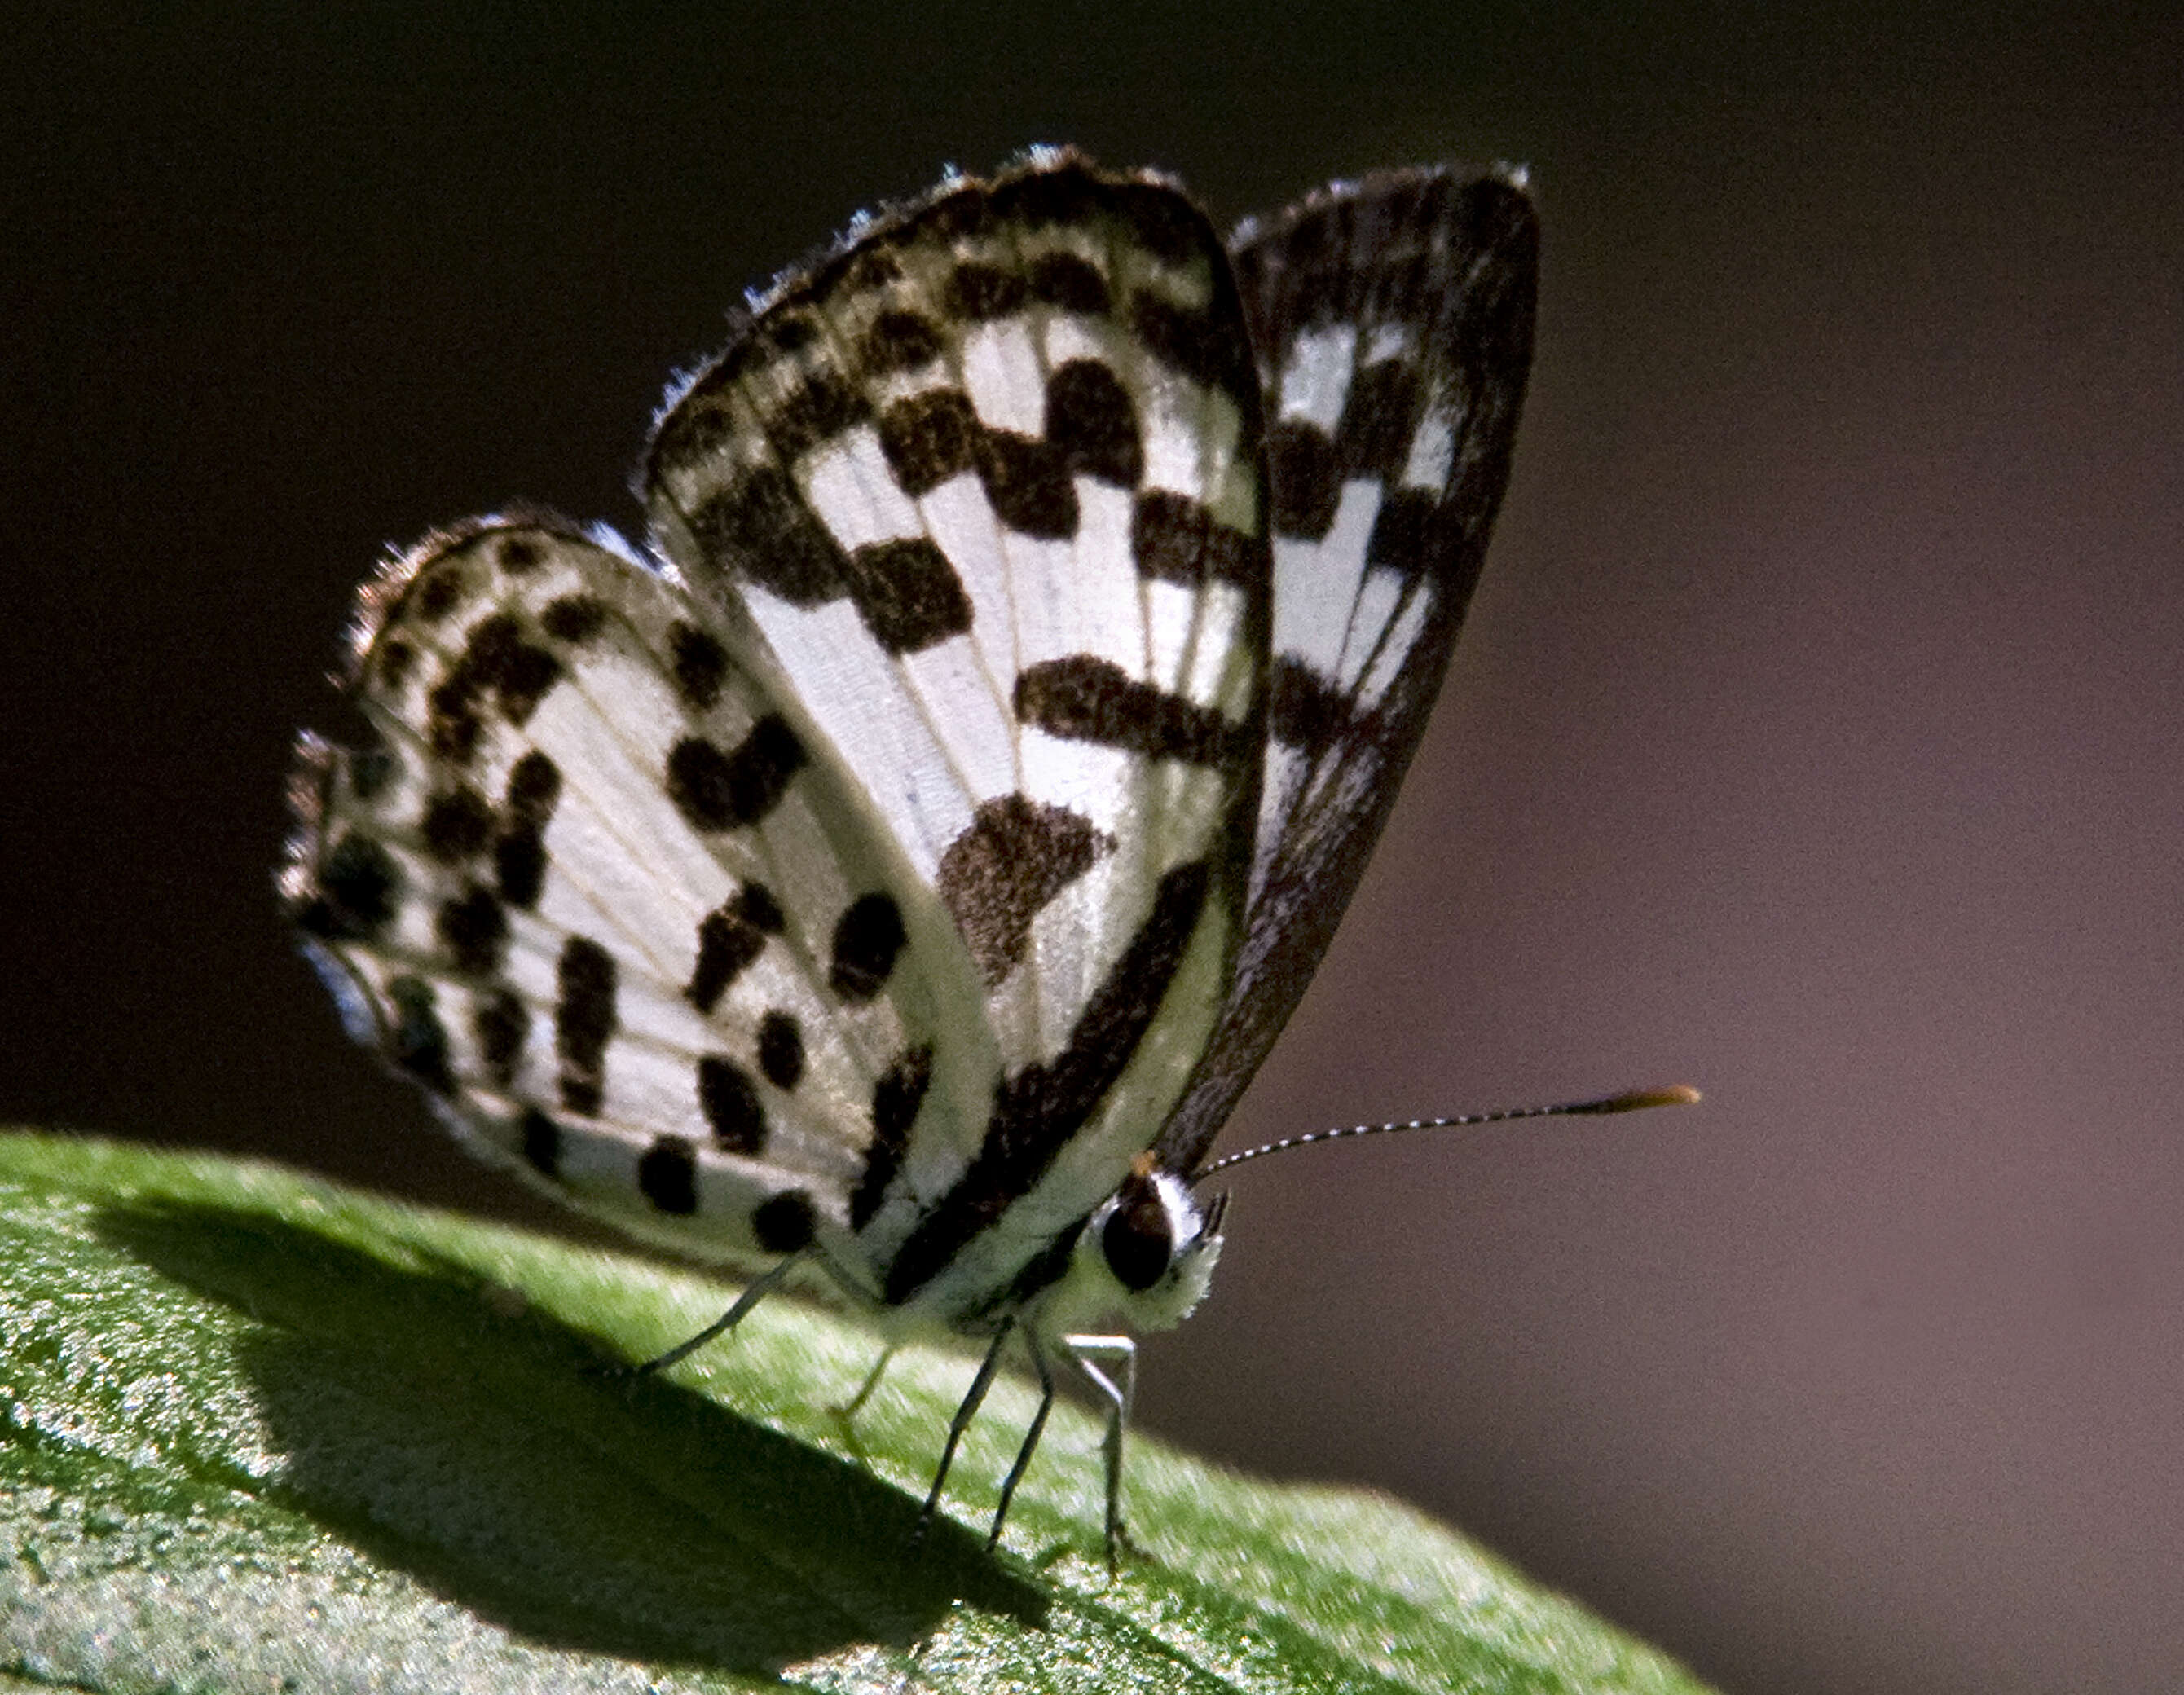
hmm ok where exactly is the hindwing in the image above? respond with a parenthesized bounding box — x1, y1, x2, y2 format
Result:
(284, 517, 1001, 1293)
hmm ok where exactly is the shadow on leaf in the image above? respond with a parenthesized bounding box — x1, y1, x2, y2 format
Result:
(92, 1195, 1046, 1674)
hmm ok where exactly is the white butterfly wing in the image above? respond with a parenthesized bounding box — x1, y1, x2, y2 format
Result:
(643, 156, 1271, 1321)
(284, 517, 985, 1297)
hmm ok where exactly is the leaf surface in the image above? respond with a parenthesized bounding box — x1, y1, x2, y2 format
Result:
(0, 1131, 1711, 1693)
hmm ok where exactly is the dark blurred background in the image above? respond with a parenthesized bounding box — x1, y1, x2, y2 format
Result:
(7, 6, 2180, 1691)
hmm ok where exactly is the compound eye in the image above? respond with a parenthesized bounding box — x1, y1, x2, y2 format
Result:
(1101, 1172, 1173, 1292)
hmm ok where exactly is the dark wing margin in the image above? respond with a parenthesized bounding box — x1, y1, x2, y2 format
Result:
(1155, 166, 1539, 1174)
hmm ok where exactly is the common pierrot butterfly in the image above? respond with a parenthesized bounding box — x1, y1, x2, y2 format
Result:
(284, 147, 1671, 1560)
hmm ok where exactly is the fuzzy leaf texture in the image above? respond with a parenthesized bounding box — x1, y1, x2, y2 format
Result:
(0, 1131, 1711, 1693)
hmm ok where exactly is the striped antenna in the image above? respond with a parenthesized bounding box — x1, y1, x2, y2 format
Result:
(1189, 1085, 1700, 1184)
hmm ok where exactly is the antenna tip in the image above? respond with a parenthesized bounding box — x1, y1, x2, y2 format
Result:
(1587, 1084, 1702, 1113)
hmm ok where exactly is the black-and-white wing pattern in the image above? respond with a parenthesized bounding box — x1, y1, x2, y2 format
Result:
(288, 516, 975, 1279)
(284, 149, 1535, 1552)
(1160, 168, 1538, 1170)
(641, 165, 1270, 1324)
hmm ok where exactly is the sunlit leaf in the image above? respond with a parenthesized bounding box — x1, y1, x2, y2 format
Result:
(0, 1131, 1710, 1693)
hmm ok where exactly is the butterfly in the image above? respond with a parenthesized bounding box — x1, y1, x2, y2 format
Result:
(282, 147, 1541, 1560)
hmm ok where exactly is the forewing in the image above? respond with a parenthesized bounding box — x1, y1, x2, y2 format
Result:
(644, 155, 1271, 1317)
(282, 517, 986, 1295)
(1157, 167, 1539, 1172)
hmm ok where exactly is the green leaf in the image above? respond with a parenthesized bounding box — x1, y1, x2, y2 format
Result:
(0, 1130, 1711, 1693)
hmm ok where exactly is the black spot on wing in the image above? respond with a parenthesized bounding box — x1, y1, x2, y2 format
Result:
(410, 561, 467, 623)
(944, 261, 1028, 321)
(1364, 487, 1447, 579)
(1268, 653, 1354, 751)
(766, 368, 872, 460)
(473, 987, 528, 1089)
(436, 883, 509, 976)
(883, 860, 1211, 1305)
(539, 594, 609, 644)
(1130, 490, 1268, 590)
(475, 615, 563, 724)
(639, 1135, 698, 1214)
(1333, 360, 1422, 480)
(699, 1054, 767, 1154)
(421, 786, 494, 863)
(685, 887, 779, 1016)
(668, 621, 729, 713)
(491, 834, 546, 911)
(877, 385, 1086, 539)
(756, 1011, 804, 1090)
(666, 715, 805, 833)
(752, 1191, 816, 1253)
(376, 640, 416, 693)
(385, 975, 453, 1094)
(734, 882, 786, 933)
(860, 309, 946, 376)
(345, 756, 400, 810)
(1267, 420, 1341, 539)
(829, 892, 906, 1002)
(1027, 251, 1110, 315)
(764, 314, 818, 354)
(493, 751, 561, 909)
(972, 429, 1078, 539)
(649, 399, 734, 483)
(843, 538, 974, 654)
(520, 1107, 560, 1176)
(877, 390, 980, 497)
(503, 751, 561, 820)
(1046, 360, 1143, 488)
(428, 614, 562, 763)
(346, 738, 397, 804)
(852, 1045, 932, 1231)
(298, 834, 401, 940)
(423, 645, 488, 764)
(842, 245, 903, 292)
(936, 794, 1108, 985)
(688, 465, 850, 605)
(1129, 293, 1257, 407)
(555, 936, 616, 1116)
(1015, 654, 1244, 765)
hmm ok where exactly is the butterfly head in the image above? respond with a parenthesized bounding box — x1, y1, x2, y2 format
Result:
(1044, 1155, 1228, 1336)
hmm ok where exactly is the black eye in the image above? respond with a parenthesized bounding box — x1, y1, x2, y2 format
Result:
(1101, 1173, 1173, 1292)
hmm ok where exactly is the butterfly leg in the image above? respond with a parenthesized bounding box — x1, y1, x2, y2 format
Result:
(619, 1251, 808, 1378)
(834, 1344, 898, 1418)
(910, 1319, 1014, 1549)
(985, 1332, 1056, 1551)
(1063, 1332, 1138, 1566)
